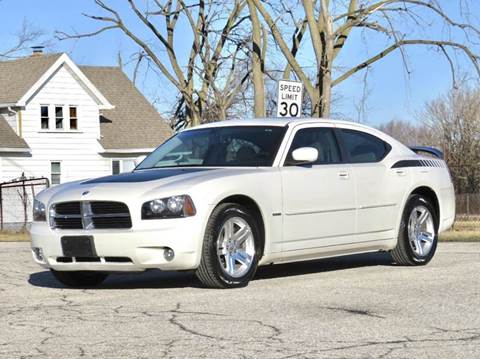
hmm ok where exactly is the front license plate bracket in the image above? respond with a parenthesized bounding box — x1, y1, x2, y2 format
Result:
(61, 236, 97, 257)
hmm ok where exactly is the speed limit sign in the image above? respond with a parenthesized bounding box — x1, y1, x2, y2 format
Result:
(276, 80, 304, 117)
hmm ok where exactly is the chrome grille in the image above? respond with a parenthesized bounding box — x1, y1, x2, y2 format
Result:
(50, 201, 132, 230)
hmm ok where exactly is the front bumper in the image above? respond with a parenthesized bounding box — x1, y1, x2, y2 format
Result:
(30, 216, 207, 272)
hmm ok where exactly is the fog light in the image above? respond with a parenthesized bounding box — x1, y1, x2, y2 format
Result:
(32, 247, 45, 262)
(164, 248, 175, 262)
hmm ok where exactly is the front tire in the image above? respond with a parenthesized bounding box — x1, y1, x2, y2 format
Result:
(196, 203, 261, 289)
(391, 194, 438, 265)
(51, 270, 108, 288)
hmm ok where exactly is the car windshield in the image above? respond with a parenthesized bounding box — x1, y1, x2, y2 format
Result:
(137, 126, 287, 169)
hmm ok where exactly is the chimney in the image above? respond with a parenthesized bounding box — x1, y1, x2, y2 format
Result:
(31, 46, 45, 57)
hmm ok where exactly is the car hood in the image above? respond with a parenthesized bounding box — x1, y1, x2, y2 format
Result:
(82, 167, 214, 184)
(38, 167, 269, 204)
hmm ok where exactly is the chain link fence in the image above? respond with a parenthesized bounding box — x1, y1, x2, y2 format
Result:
(0, 176, 49, 231)
(455, 193, 480, 218)
(444, 193, 480, 241)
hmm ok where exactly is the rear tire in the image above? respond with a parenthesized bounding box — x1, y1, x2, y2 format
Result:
(51, 270, 108, 288)
(391, 194, 438, 265)
(196, 203, 261, 289)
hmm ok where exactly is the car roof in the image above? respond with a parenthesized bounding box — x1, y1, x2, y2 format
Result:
(183, 117, 371, 130)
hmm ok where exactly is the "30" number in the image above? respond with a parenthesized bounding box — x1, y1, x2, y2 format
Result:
(278, 102, 299, 117)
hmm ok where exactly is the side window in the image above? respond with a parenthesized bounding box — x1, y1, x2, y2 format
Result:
(40, 105, 49, 129)
(51, 161, 61, 185)
(112, 160, 120, 175)
(55, 106, 63, 129)
(285, 127, 341, 165)
(69, 106, 78, 130)
(340, 129, 390, 163)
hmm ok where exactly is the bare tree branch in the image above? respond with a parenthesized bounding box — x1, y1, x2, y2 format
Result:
(333, 39, 480, 86)
(0, 19, 46, 59)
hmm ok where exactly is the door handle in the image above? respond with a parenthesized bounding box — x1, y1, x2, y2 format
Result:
(338, 171, 349, 179)
(395, 169, 406, 177)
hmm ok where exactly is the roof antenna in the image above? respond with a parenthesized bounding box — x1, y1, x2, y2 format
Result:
(31, 46, 45, 57)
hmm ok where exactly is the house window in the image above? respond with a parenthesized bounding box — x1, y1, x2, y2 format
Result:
(51, 162, 61, 185)
(112, 160, 121, 175)
(112, 159, 136, 175)
(55, 106, 63, 129)
(69, 106, 78, 130)
(41, 106, 49, 129)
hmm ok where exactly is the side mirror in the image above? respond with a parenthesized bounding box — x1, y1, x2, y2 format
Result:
(291, 147, 318, 164)
(134, 155, 147, 166)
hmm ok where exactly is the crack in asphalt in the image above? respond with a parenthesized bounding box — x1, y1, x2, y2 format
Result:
(278, 328, 480, 358)
(169, 312, 223, 340)
(323, 306, 386, 319)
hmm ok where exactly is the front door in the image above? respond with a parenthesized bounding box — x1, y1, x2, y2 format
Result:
(280, 125, 357, 252)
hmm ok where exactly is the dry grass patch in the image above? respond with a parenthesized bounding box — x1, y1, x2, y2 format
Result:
(0, 230, 30, 242)
(440, 218, 480, 242)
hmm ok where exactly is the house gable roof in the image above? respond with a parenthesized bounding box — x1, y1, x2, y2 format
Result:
(0, 115, 30, 152)
(0, 53, 113, 109)
(80, 66, 173, 151)
(0, 54, 61, 105)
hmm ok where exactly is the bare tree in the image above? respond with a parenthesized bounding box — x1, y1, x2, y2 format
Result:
(421, 86, 480, 193)
(252, 0, 480, 118)
(377, 118, 437, 146)
(57, 0, 250, 128)
(0, 19, 46, 59)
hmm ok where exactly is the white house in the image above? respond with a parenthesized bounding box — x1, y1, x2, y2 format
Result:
(0, 52, 172, 185)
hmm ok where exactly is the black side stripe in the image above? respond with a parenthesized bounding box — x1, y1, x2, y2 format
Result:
(391, 159, 444, 169)
(391, 160, 423, 168)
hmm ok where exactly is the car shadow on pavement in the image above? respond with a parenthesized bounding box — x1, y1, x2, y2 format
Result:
(28, 251, 393, 290)
(254, 251, 393, 281)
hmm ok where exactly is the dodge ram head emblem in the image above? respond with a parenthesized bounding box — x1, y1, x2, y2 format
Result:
(81, 191, 90, 196)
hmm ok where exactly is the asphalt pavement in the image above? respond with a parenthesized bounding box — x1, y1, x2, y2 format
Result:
(1, 242, 479, 358)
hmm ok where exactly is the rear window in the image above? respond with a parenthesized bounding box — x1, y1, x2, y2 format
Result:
(340, 129, 390, 163)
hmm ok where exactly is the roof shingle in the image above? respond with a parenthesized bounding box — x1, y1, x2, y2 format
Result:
(0, 115, 29, 150)
(0, 54, 62, 104)
(80, 66, 173, 150)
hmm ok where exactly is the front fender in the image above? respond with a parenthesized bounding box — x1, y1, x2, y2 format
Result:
(192, 171, 283, 256)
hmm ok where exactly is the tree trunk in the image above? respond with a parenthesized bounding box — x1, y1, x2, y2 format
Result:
(247, 0, 265, 118)
(316, 2, 333, 118)
(190, 110, 201, 127)
(185, 100, 201, 127)
(311, 56, 332, 118)
(317, 58, 332, 118)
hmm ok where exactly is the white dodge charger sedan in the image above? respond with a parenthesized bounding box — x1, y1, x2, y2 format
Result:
(30, 118, 455, 288)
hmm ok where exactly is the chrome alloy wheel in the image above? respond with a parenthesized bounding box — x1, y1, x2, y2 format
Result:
(407, 205, 435, 257)
(216, 216, 255, 278)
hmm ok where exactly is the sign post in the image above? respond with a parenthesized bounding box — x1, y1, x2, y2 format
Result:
(276, 80, 304, 117)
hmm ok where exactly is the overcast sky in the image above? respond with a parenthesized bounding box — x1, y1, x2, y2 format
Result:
(1, 0, 479, 126)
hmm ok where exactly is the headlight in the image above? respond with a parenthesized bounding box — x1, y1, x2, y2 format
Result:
(33, 199, 46, 222)
(142, 195, 196, 219)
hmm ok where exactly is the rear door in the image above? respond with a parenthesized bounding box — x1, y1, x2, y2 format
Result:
(280, 124, 357, 251)
(337, 127, 409, 242)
